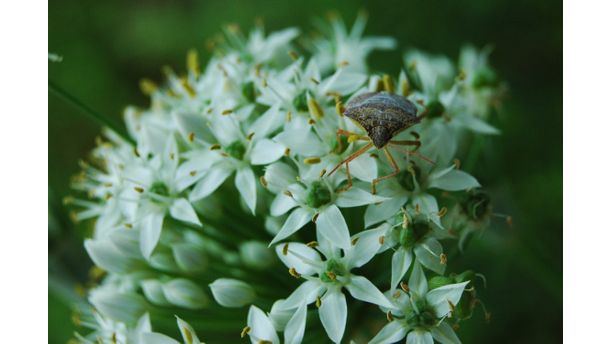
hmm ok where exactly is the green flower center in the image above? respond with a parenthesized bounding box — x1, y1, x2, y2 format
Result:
(405, 300, 438, 328)
(471, 66, 498, 89)
(305, 181, 332, 208)
(292, 89, 310, 112)
(320, 259, 346, 283)
(398, 165, 421, 191)
(149, 181, 170, 196)
(425, 99, 446, 118)
(395, 215, 431, 248)
(241, 81, 256, 102)
(226, 140, 246, 160)
(461, 191, 490, 221)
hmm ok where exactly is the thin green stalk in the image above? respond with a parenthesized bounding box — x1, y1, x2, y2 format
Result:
(48, 80, 134, 144)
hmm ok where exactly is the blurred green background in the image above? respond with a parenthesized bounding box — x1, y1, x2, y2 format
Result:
(49, 0, 561, 343)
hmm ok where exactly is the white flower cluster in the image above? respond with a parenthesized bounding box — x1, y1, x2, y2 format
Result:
(69, 15, 503, 344)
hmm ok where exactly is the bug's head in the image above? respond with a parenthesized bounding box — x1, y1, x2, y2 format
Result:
(369, 126, 392, 149)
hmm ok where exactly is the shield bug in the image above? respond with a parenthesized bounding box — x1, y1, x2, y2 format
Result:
(329, 91, 431, 194)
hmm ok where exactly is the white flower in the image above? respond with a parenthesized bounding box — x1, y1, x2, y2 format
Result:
(273, 231, 392, 343)
(369, 262, 468, 344)
(244, 305, 307, 344)
(74, 311, 152, 344)
(141, 317, 204, 344)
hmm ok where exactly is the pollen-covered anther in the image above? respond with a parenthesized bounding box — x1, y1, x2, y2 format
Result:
(312, 213, 320, 223)
(210, 144, 221, 150)
(415, 203, 421, 214)
(378, 236, 385, 245)
(310, 77, 320, 85)
(246, 132, 255, 141)
(240, 326, 251, 338)
(440, 253, 448, 265)
(386, 311, 394, 322)
(180, 78, 196, 97)
(308, 118, 316, 125)
(221, 109, 233, 115)
(319, 169, 327, 178)
(306, 241, 318, 248)
(401, 78, 410, 96)
(134, 187, 145, 193)
(259, 176, 268, 188)
(383, 74, 395, 93)
(124, 223, 133, 229)
(400, 281, 410, 293)
(134, 148, 141, 157)
(283, 190, 293, 198)
(307, 97, 324, 119)
(335, 97, 345, 116)
(315, 296, 322, 308)
(447, 300, 456, 316)
(351, 237, 359, 246)
(254, 63, 262, 77)
(282, 243, 289, 256)
(304, 157, 321, 164)
(457, 69, 467, 81)
(189, 170, 197, 177)
(62, 196, 74, 205)
(188, 132, 195, 142)
(347, 134, 361, 143)
(438, 207, 448, 218)
(288, 267, 301, 279)
(453, 158, 461, 169)
(284, 148, 291, 156)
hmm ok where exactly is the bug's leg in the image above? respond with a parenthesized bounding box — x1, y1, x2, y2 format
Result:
(371, 147, 401, 194)
(329, 142, 373, 175)
(335, 159, 353, 192)
(389, 145, 436, 165)
(335, 129, 369, 153)
(389, 139, 421, 151)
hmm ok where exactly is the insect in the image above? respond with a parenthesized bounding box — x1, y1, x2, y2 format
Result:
(328, 91, 430, 194)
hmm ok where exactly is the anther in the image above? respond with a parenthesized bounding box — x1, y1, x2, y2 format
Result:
(312, 213, 320, 222)
(310, 77, 320, 85)
(222, 109, 233, 115)
(246, 132, 255, 141)
(259, 176, 268, 188)
(315, 296, 322, 308)
(438, 207, 448, 218)
(190, 170, 197, 177)
(386, 311, 394, 322)
(335, 97, 345, 116)
(187, 49, 200, 78)
(401, 78, 410, 96)
(400, 281, 410, 293)
(180, 78, 196, 97)
(392, 290, 401, 299)
(440, 253, 448, 265)
(286, 111, 292, 122)
(124, 223, 133, 229)
(188, 132, 195, 142)
(134, 148, 141, 157)
(319, 169, 327, 178)
(351, 237, 359, 246)
(283, 190, 293, 198)
(453, 159, 461, 169)
(288, 267, 301, 279)
(307, 97, 324, 119)
(378, 236, 385, 245)
(415, 203, 421, 213)
(139, 79, 158, 96)
(284, 148, 291, 156)
(210, 144, 221, 150)
(282, 243, 289, 256)
(383, 74, 395, 93)
(304, 157, 321, 164)
(326, 271, 337, 281)
(134, 187, 144, 193)
(240, 326, 251, 338)
(308, 119, 316, 125)
(306, 241, 318, 248)
(338, 60, 349, 67)
(255, 64, 262, 77)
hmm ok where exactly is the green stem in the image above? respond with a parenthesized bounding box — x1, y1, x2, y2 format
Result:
(48, 80, 134, 144)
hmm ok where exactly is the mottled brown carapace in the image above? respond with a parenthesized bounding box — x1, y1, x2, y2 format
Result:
(329, 91, 428, 194)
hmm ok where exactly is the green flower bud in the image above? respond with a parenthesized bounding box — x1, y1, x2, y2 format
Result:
(305, 181, 332, 208)
(226, 140, 246, 160)
(239, 241, 274, 269)
(162, 278, 209, 310)
(455, 270, 476, 283)
(172, 243, 208, 273)
(428, 276, 455, 290)
(209, 278, 256, 308)
(141, 279, 171, 306)
(292, 89, 310, 112)
(89, 288, 147, 323)
(461, 190, 491, 221)
(426, 99, 446, 118)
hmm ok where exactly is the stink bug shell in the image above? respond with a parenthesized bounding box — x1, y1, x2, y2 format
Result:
(344, 91, 419, 148)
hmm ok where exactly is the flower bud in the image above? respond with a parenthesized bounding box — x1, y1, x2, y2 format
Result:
(172, 243, 208, 273)
(141, 279, 171, 306)
(89, 288, 147, 323)
(85, 239, 140, 274)
(209, 278, 256, 308)
(428, 276, 455, 290)
(239, 241, 274, 269)
(454, 270, 476, 283)
(162, 278, 208, 309)
(150, 252, 180, 272)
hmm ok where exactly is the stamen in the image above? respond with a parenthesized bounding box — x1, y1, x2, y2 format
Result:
(180, 78, 196, 97)
(335, 97, 345, 116)
(338, 60, 349, 67)
(315, 296, 322, 308)
(188, 132, 195, 143)
(304, 157, 321, 164)
(319, 169, 327, 178)
(210, 144, 221, 150)
(383, 74, 395, 93)
(286, 111, 292, 122)
(284, 148, 291, 156)
(124, 223, 133, 229)
(240, 326, 251, 338)
(134, 187, 145, 193)
(282, 243, 289, 256)
(392, 290, 401, 299)
(139, 79, 158, 96)
(259, 176, 268, 188)
(325, 271, 337, 281)
(400, 281, 410, 293)
(440, 253, 448, 265)
(221, 109, 233, 115)
(438, 207, 448, 218)
(310, 77, 320, 85)
(306, 241, 318, 248)
(307, 97, 324, 119)
(401, 78, 410, 96)
(255, 63, 262, 77)
(187, 49, 200, 78)
(288, 50, 299, 60)
(308, 118, 316, 125)
(312, 213, 320, 223)
(453, 158, 461, 169)
(288, 267, 301, 279)
(386, 311, 394, 322)
(378, 236, 385, 245)
(246, 132, 255, 141)
(351, 237, 359, 246)
(283, 190, 293, 198)
(189, 170, 197, 177)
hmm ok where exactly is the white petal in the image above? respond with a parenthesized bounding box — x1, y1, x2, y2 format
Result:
(84, 239, 139, 274)
(270, 193, 298, 217)
(284, 303, 307, 344)
(250, 104, 283, 139)
(426, 282, 469, 318)
(264, 162, 298, 193)
(346, 227, 386, 268)
(176, 316, 201, 344)
(140, 333, 180, 344)
(409, 261, 428, 297)
(415, 238, 446, 275)
(316, 205, 351, 250)
(346, 275, 394, 308)
(368, 321, 409, 344)
(430, 322, 462, 344)
(429, 170, 480, 191)
(270, 208, 314, 246)
(348, 150, 378, 181)
(189, 165, 233, 201)
(235, 167, 257, 214)
(250, 139, 286, 165)
(459, 115, 500, 135)
(176, 151, 220, 191)
(280, 280, 324, 310)
(139, 211, 165, 259)
(248, 306, 280, 344)
(391, 247, 413, 289)
(319, 290, 347, 343)
(336, 187, 389, 208)
(275, 243, 322, 275)
(364, 195, 408, 228)
(169, 198, 201, 226)
(406, 330, 434, 344)
(411, 193, 442, 228)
